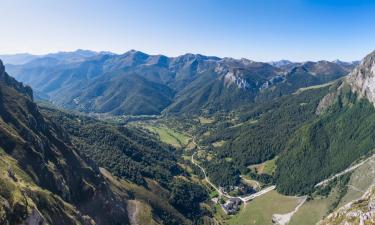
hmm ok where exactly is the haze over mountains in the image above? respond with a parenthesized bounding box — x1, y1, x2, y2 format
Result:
(4, 50, 358, 116)
(1, 48, 375, 225)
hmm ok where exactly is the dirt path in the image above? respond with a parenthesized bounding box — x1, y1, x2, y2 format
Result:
(240, 175, 260, 189)
(272, 196, 307, 225)
(127, 200, 140, 225)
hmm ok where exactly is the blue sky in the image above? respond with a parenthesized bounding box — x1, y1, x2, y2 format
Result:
(1, 0, 375, 61)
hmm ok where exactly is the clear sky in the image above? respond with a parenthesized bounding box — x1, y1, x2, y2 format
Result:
(1, 0, 375, 61)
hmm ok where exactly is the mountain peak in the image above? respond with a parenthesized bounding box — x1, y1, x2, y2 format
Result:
(347, 50, 375, 106)
(0, 60, 4, 73)
(268, 60, 293, 67)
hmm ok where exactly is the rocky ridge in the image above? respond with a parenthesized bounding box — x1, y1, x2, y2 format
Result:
(348, 50, 375, 106)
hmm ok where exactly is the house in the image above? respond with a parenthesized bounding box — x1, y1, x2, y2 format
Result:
(222, 197, 242, 214)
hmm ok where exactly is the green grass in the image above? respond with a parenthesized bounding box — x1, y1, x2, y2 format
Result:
(144, 125, 190, 148)
(212, 140, 226, 147)
(262, 158, 277, 175)
(210, 190, 219, 198)
(248, 157, 276, 175)
(198, 117, 214, 124)
(294, 80, 336, 94)
(100, 168, 190, 224)
(0, 148, 84, 224)
(227, 190, 300, 225)
(288, 196, 334, 225)
(338, 154, 375, 207)
(127, 200, 157, 225)
(289, 163, 369, 225)
(214, 204, 230, 223)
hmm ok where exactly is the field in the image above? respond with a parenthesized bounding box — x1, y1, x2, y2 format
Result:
(288, 196, 335, 225)
(127, 200, 158, 225)
(212, 140, 226, 147)
(339, 155, 375, 207)
(262, 158, 277, 175)
(100, 168, 189, 224)
(198, 117, 214, 124)
(290, 155, 375, 224)
(249, 157, 277, 175)
(293, 80, 337, 94)
(227, 190, 301, 225)
(143, 125, 191, 148)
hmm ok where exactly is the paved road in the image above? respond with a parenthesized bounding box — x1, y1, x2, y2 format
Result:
(315, 154, 375, 188)
(191, 152, 233, 198)
(241, 185, 276, 202)
(191, 152, 276, 202)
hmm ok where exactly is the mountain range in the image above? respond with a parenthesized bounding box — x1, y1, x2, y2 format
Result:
(5, 50, 357, 116)
(1, 48, 375, 225)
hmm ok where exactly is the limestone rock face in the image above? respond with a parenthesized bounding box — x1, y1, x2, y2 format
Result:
(318, 185, 375, 225)
(347, 50, 375, 106)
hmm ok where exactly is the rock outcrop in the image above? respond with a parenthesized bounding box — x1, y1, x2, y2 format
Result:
(318, 185, 375, 224)
(347, 50, 375, 106)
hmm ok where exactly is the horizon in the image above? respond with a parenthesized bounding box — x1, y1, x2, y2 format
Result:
(0, 48, 363, 63)
(1, 0, 375, 61)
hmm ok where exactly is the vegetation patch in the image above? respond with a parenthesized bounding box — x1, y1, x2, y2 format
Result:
(198, 117, 214, 124)
(145, 125, 190, 148)
(212, 140, 226, 147)
(227, 190, 301, 225)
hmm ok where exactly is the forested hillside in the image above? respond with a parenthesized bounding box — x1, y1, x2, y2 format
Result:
(276, 85, 375, 194)
(0, 60, 212, 225)
(6, 50, 352, 116)
(0, 60, 128, 224)
(41, 107, 180, 187)
(201, 51, 375, 198)
(42, 107, 212, 222)
(206, 85, 331, 167)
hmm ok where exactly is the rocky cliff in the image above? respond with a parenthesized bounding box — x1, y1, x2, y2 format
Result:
(347, 50, 375, 106)
(0, 59, 129, 224)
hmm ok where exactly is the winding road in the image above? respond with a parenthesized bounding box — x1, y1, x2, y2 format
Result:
(191, 152, 233, 198)
(191, 152, 275, 202)
(315, 153, 375, 188)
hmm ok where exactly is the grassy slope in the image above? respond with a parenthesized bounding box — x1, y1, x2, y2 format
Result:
(100, 168, 190, 225)
(317, 185, 375, 224)
(0, 147, 85, 225)
(249, 158, 277, 176)
(339, 157, 375, 206)
(227, 190, 300, 225)
(262, 158, 277, 175)
(289, 195, 337, 225)
(144, 125, 190, 148)
(290, 149, 375, 225)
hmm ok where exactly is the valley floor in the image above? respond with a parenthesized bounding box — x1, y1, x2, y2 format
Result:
(127, 116, 375, 225)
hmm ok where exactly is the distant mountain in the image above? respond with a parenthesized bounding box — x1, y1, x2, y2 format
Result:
(42, 49, 101, 63)
(332, 59, 360, 69)
(268, 59, 297, 70)
(4, 50, 353, 115)
(1, 49, 114, 65)
(0, 53, 37, 65)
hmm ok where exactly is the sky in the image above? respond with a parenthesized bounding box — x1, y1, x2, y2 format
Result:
(1, 0, 375, 61)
